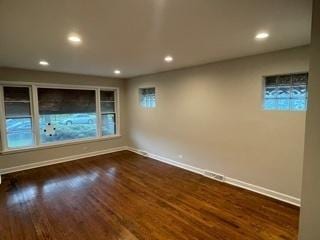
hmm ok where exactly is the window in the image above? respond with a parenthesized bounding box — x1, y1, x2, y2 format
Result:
(263, 73, 308, 111)
(3, 87, 35, 148)
(0, 84, 119, 151)
(139, 87, 156, 108)
(100, 90, 117, 136)
(38, 88, 97, 143)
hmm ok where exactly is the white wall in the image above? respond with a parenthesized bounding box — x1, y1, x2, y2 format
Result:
(0, 46, 311, 207)
(299, 0, 320, 238)
(127, 46, 309, 200)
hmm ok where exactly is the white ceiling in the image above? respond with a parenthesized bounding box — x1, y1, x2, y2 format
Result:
(0, 0, 313, 78)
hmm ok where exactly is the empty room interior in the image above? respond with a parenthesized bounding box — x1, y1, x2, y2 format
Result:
(0, 0, 319, 239)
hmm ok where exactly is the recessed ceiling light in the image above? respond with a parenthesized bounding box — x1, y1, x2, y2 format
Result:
(255, 32, 269, 40)
(164, 55, 173, 63)
(114, 69, 121, 75)
(39, 60, 49, 66)
(68, 34, 82, 44)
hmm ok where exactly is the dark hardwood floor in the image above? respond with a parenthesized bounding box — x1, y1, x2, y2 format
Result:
(0, 150, 299, 240)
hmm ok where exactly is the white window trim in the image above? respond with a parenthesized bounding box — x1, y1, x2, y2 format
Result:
(0, 81, 121, 153)
(0, 85, 7, 152)
(100, 88, 121, 137)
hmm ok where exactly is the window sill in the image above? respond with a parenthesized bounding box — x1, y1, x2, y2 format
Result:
(0, 135, 122, 155)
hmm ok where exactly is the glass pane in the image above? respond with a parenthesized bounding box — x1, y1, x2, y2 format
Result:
(277, 86, 291, 99)
(291, 98, 307, 111)
(38, 88, 96, 115)
(278, 75, 291, 85)
(4, 87, 30, 101)
(292, 85, 307, 98)
(151, 95, 156, 108)
(292, 73, 308, 85)
(265, 76, 277, 86)
(140, 88, 155, 95)
(141, 95, 156, 108)
(141, 97, 146, 108)
(39, 113, 97, 143)
(278, 99, 290, 111)
(101, 102, 115, 113)
(102, 113, 116, 136)
(264, 99, 277, 110)
(6, 118, 32, 133)
(7, 131, 34, 148)
(100, 91, 115, 101)
(265, 87, 277, 99)
(5, 102, 31, 116)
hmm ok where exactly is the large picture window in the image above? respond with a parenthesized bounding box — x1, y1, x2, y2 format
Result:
(38, 88, 97, 143)
(0, 84, 119, 151)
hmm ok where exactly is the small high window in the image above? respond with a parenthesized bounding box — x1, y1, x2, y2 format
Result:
(263, 73, 308, 111)
(139, 87, 156, 108)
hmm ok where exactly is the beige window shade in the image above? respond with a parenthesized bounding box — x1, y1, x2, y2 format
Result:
(38, 88, 96, 114)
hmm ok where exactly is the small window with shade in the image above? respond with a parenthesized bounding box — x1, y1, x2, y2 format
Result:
(139, 87, 156, 108)
(100, 90, 117, 136)
(3, 86, 35, 148)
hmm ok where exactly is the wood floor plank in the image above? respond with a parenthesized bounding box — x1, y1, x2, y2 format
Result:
(0, 151, 299, 240)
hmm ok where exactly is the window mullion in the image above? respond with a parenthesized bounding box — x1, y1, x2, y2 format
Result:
(31, 85, 40, 146)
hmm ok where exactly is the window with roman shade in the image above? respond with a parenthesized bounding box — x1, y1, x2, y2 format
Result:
(0, 84, 120, 151)
(37, 88, 97, 143)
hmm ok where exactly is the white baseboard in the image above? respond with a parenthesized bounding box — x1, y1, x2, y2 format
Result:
(0, 146, 128, 176)
(127, 147, 301, 207)
(225, 177, 300, 206)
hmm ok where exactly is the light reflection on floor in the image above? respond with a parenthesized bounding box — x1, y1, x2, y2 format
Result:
(6, 167, 119, 206)
(6, 172, 99, 205)
(7, 185, 38, 205)
(42, 172, 99, 195)
(106, 167, 116, 176)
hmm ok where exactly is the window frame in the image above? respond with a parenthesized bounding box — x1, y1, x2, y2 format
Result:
(0, 81, 120, 153)
(261, 72, 309, 112)
(99, 89, 119, 137)
(1, 85, 37, 150)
